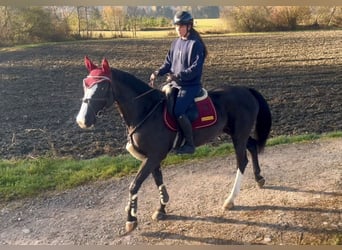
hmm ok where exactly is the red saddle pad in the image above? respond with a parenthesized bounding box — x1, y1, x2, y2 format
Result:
(164, 95, 217, 131)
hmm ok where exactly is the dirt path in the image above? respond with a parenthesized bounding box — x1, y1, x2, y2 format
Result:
(0, 138, 341, 245)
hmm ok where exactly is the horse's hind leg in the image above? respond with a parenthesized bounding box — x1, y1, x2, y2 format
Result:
(247, 137, 265, 188)
(151, 166, 169, 221)
(223, 137, 248, 210)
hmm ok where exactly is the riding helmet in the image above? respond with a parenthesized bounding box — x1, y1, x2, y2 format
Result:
(173, 11, 194, 25)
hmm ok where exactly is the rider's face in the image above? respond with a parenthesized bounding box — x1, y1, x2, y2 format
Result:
(175, 24, 189, 38)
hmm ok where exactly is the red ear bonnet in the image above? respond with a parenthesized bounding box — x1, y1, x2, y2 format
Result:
(83, 56, 112, 88)
(102, 58, 111, 75)
(84, 56, 97, 72)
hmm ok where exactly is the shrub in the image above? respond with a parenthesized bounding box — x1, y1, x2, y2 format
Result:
(226, 7, 275, 32)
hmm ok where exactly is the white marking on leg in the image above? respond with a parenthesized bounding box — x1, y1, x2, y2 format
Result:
(223, 169, 243, 210)
(159, 184, 169, 205)
(76, 85, 97, 128)
(125, 193, 138, 217)
(130, 194, 138, 217)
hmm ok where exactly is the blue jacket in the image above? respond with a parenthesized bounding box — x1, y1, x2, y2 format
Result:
(158, 33, 205, 87)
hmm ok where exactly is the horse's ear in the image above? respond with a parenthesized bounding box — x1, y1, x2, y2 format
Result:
(102, 58, 111, 74)
(84, 56, 97, 72)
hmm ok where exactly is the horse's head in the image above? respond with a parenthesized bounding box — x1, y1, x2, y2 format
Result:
(76, 56, 114, 129)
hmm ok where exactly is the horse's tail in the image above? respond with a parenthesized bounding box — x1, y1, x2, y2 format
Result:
(249, 88, 272, 153)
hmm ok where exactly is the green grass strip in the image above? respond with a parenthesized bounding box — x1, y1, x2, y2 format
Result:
(0, 131, 341, 201)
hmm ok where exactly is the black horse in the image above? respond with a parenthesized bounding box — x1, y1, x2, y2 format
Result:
(76, 56, 272, 233)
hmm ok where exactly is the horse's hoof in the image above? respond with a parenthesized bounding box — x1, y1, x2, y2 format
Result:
(152, 210, 167, 221)
(257, 178, 265, 188)
(125, 220, 138, 233)
(222, 201, 234, 211)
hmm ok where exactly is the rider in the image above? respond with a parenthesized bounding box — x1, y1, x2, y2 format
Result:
(150, 10, 208, 154)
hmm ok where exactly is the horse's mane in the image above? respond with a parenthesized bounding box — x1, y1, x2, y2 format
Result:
(111, 68, 163, 100)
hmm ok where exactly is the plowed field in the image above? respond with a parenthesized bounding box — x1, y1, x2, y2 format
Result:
(0, 30, 341, 159)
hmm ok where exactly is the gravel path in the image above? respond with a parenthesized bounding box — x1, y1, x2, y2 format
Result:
(1, 138, 341, 245)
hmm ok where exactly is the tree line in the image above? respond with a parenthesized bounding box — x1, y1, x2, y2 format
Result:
(222, 6, 341, 32)
(0, 6, 340, 46)
(0, 6, 170, 46)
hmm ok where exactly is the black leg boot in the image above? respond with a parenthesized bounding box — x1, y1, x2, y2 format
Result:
(176, 115, 195, 154)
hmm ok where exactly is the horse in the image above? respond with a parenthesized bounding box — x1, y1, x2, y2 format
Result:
(76, 56, 272, 233)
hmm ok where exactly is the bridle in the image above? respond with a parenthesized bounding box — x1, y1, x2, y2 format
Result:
(80, 73, 166, 151)
(81, 75, 164, 122)
(82, 76, 114, 118)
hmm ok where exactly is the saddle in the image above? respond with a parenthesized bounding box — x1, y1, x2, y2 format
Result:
(162, 85, 217, 131)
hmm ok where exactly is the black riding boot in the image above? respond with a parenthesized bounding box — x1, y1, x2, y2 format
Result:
(176, 115, 195, 154)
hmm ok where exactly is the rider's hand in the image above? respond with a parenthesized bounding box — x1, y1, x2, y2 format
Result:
(149, 70, 159, 87)
(166, 73, 178, 83)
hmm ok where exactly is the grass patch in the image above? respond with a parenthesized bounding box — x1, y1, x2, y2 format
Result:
(0, 131, 340, 202)
(0, 155, 140, 201)
(267, 133, 320, 146)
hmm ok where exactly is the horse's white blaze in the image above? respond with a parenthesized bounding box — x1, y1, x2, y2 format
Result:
(76, 85, 98, 128)
(223, 169, 243, 209)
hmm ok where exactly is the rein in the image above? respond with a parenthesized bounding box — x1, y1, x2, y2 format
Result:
(133, 88, 157, 100)
(127, 97, 164, 138)
(125, 86, 166, 137)
(125, 87, 165, 156)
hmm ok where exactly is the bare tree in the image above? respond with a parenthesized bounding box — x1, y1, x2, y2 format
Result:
(102, 6, 125, 37)
(0, 7, 11, 44)
(127, 6, 139, 38)
(327, 6, 337, 26)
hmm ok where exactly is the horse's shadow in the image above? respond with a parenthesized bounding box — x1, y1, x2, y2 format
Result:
(141, 184, 341, 244)
(263, 184, 342, 197)
(141, 230, 246, 245)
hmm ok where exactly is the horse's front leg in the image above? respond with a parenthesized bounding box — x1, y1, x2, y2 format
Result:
(125, 158, 155, 233)
(151, 166, 169, 221)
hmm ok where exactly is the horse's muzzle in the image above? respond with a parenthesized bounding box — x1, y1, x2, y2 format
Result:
(76, 116, 94, 129)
